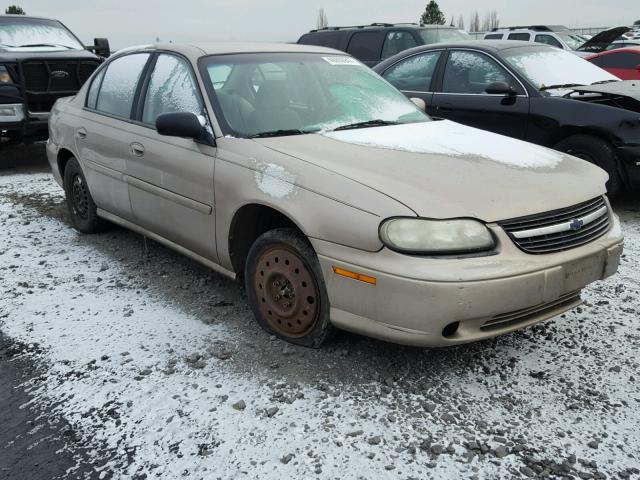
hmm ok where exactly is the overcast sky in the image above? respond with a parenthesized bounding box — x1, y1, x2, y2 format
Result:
(7, 0, 638, 48)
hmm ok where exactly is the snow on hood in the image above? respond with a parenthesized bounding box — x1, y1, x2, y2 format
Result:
(257, 121, 608, 222)
(323, 121, 563, 170)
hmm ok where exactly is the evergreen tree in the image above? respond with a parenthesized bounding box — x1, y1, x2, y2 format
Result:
(420, 1, 446, 25)
(5, 5, 26, 14)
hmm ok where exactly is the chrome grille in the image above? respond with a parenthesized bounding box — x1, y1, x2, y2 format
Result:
(499, 197, 610, 254)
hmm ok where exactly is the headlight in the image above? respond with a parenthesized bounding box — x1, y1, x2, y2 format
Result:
(379, 218, 496, 254)
(0, 65, 11, 83)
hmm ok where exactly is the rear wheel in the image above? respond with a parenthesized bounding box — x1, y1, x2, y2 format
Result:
(244, 228, 334, 348)
(63, 157, 109, 233)
(554, 134, 622, 197)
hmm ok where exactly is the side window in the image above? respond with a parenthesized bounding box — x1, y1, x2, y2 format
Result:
(484, 34, 504, 40)
(347, 32, 384, 61)
(96, 53, 150, 118)
(508, 33, 531, 41)
(383, 52, 441, 92)
(86, 67, 105, 109)
(381, 31, 418, 59)
(443, 51, 520, 95)
(142, 54, 203, 125)
(535, 34, 562, 48)
(600, 52, 640, 69)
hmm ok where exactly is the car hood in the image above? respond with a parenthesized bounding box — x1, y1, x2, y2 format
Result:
(255, 121, 607, 222)
(572, 80, 640, 102)
(578, 26, 631, 53)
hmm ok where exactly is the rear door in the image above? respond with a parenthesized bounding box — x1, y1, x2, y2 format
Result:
(380, 30, 419, 61)
(431, 49, 530, 139)
(380, 50, 443, 114)
(124, 52, 217, 259)
(78, 52, 151, 220)
(346, 31, 385, 67)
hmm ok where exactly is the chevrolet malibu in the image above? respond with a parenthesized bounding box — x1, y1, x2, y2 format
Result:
(46, 43, 624, 348)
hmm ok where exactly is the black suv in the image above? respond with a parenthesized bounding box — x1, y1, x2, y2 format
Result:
(297, 23, 471, 67)
(0, 15, 110, 144)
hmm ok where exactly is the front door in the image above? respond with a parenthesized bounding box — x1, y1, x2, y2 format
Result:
(431, 49, 530, 139)
(125, 53, 217, 260)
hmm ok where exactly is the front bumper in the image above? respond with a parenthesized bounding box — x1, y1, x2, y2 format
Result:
(311, 214, 624, 347)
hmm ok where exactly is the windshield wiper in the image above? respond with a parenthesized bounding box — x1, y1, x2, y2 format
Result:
(591, 79, 619, 85)
(17, 43, 74, 49)
(249, 129, 306, 139)
(539, 83, 585, 92)
(333, 119, 400, 131)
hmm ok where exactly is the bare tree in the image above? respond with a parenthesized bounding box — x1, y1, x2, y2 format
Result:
(469, 11, 480, 32)
(481, 13, 490, 32)
(488, 10, 499, 30)
(317, 8, 328, 30)
(457, 14, 465, 30)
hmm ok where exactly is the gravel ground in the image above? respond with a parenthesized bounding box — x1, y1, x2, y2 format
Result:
(0, 170, 639, 480)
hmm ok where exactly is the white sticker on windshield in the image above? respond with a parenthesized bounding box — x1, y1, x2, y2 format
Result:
(322, 56, 360, 66)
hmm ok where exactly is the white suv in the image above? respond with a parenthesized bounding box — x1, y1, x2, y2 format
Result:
(484, 25, 584, 52)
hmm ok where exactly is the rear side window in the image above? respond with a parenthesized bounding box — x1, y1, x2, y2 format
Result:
(484, 34, 503, 40)
(508, 33, 531, 41)
(599, 52, 640, 69)
(298, 32, 343, 50)
(142, 54, 203, 125)
(86, 68, 105, 109)
(383, 51, 441, 91)
(96, 53, 150, 118)
(347, 31, 384, 61)
(381, 31, 418, 59)
(535, 34, 562, 48)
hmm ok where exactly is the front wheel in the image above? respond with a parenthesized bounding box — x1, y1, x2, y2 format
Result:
(63, 157, 110, 233)
(554, 134, 622, 197)
(244, 228, 334, 348)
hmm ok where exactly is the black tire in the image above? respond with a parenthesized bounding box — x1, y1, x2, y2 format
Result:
(554, 134, 622, 197)
(63, 157, 109, 233)
(244, 228, 334, 348)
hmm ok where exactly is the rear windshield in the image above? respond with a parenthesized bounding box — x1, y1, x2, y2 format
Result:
(418, 28, 471, 44)
(0, 17, 84, 51)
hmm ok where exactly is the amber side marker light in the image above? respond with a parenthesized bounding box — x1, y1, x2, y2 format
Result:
(332, 267, 377, 285)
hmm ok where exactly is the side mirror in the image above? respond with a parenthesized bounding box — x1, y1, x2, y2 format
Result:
(92, 38, 111, 58)
(410, 97, 426, 112)
(156, 112, 205, 140)
(485, 81, 517, 96)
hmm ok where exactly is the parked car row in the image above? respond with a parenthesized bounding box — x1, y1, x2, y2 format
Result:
(0, 14, 629, 348)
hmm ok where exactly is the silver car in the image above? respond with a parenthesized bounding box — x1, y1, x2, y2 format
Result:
(46, 43, 624, 348)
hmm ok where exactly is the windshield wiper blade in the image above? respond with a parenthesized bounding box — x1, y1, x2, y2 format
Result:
(249, 129, 306, 139)
(17, 43, 74, 49)
(591, 79, 619, 85)
(333, 119, 400, 131)
(539, 83, 585, 92)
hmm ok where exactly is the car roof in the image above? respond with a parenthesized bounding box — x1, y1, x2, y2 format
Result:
(0, 14, 64, 22)
(111, 42, 342, 61)
(588, 46, 640, 58)
(304, 23, 460, 34)
(391, 40, 544, 53)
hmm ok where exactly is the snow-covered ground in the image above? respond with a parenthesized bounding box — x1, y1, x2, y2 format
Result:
(1, 171, 639, 479)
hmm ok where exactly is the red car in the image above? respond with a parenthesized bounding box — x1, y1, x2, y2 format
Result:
(586, 47, 640, 80)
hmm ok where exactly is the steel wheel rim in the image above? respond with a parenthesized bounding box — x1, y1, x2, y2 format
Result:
(71, 174, 89, 220)
(253, 245, 320, 338)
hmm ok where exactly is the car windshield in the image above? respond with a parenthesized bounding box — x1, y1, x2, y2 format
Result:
(555, 31, 585, 50)
(502, 46, 618, 92)
(0, 17, 84, 51)
(202, 53, 429, 138)
(418, 28, 471, 44)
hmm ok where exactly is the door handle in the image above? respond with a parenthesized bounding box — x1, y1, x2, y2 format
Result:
(437, 104, 454, 112)
(130, 142, 145, 157)
(76, 128, 87, 139)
